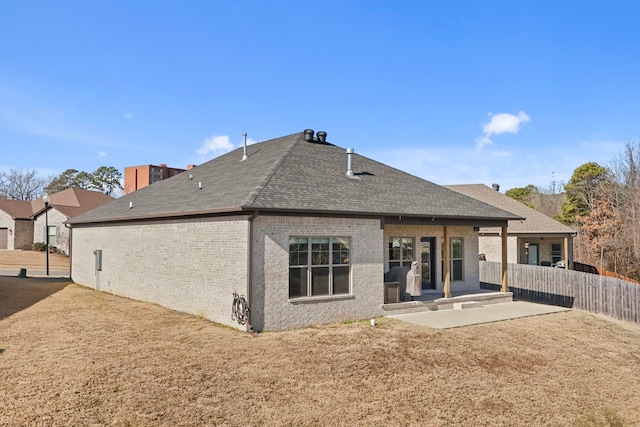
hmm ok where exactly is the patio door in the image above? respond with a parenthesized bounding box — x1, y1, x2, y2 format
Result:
(420, 237, 436, 289)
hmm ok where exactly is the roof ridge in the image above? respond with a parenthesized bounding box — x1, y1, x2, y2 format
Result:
(241, 133, 303, 208)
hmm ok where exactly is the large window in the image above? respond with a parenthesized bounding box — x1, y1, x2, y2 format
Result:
(289, 237, 351, 298)
(388, 237, 414, 269)
(451, 237, 464, 281)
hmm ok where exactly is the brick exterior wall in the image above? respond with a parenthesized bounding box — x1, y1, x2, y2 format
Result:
(0, 212, 34, 250)
(478, 235, 518, 264)
(0, 211, 12, 249)
(383, 225, 480, 293)
(70, 215, 484, 332)
(34, 208, 70, 254)
(71, 216, 250, 330)
(14, 219, 34, 250)
(517, 237, 567, 265)
(251, 216, 384, 331)
(479, 234, 570, 266)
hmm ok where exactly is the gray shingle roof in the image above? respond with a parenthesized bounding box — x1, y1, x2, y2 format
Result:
(445, 184, 575, 235)
(69, 132, 523, 224)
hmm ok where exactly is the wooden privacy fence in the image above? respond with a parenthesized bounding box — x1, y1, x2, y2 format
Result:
(480, 261, 640, 325)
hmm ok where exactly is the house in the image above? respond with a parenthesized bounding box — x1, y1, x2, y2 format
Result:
(31, 188, 114, 255)
(445, 184, 575, 268)
(0, 198, 34, 250)
(68, 130, 521, 331)
(124, 163, 195, 194)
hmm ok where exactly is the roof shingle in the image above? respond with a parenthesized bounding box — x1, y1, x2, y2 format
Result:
(69, 132, 523, 224)
(445, 184, 575, 235)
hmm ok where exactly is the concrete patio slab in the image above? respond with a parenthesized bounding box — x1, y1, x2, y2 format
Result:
(386, 301, 570, 329)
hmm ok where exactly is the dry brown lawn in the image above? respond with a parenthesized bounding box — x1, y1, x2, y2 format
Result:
(1, 276, 639, 426)
(0, 249, 69, 271)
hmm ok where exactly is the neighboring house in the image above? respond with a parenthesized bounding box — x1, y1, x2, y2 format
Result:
(445, 184, 575, 268)
(124, 163, 195, 194)
(0, 198, 34, 250)
(31, 188, 114, 255)
(68, 130, 521, 331)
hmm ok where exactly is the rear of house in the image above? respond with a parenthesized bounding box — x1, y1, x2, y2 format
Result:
(69, 131, 520, 331)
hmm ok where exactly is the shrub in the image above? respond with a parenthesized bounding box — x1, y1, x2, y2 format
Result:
(32, 242, 46, 252)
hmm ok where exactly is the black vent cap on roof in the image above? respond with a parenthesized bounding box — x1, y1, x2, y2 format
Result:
(303, 129, 314, 142)
(316, 131, 327, 143)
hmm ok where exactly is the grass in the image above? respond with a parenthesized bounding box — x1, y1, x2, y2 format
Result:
(1, 277, 640, 426)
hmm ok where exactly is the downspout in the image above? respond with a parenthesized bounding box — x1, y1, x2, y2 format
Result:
(65, 222, 72, 279)
(246, 210, 258, 332)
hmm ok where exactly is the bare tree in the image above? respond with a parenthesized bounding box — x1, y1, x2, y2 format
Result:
(0, 168, 46, 200)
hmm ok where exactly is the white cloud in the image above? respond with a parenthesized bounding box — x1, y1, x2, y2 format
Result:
(475, 135, 493, 149)
(98, 151, 107, 157)
(197, 135, 235, 157)
(124, 111, 134, 120)
(476, 111, 530, 149)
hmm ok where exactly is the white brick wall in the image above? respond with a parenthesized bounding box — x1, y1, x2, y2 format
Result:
(251, 216, 384, 331)
(71, 215, 485, 332)
(0, 211, 13, 249)
(71, 216, 250, 330)
(34, 208, 70, 254)
(478, 235, 518, 264)
(383, 225, 480, 293)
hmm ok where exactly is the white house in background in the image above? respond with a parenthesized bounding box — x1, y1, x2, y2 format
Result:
(0, 199, 34, 250)
(31, 188, 114, 255)
(445, 184, 575, 268)
(68, 130, 521, 331)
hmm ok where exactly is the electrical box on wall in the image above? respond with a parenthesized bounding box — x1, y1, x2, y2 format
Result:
(93, 249, 102, 271)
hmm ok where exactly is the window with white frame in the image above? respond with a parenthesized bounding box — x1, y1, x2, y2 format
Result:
(47, 225, 57, 245)
(388, 237, 414, 269)
(451, 237, 464, 281)
(289, 237, 351, 298)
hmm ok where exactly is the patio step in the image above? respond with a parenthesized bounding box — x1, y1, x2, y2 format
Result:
(381, 300, 438, 315)
(381, 291, 513, 316)
(453, 301, 482, 310)
(435, 292, 512, 310)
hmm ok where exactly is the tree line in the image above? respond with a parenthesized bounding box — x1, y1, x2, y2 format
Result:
(0, 166, 122, 200)
(506, 140, 640, 281)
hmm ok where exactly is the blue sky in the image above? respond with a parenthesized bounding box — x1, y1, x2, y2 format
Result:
(1, 1, 639, 193)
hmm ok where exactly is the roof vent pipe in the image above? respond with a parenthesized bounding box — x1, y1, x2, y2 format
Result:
(346, 148, 360, 179)
(316, 131, 327, 143)
(303, 129, 314, 142)
(242, 132, 248, 161)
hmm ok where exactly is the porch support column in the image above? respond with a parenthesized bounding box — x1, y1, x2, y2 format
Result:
(501, 226, 508, 292)
(563, 236, 569, 270)
(443, 226, 451, 298)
